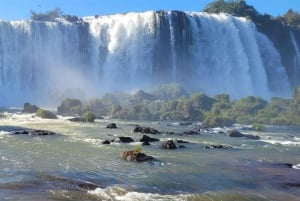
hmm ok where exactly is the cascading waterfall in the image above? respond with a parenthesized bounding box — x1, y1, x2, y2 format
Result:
(0, 11, 294, 106)
(290, 31, 300, 86)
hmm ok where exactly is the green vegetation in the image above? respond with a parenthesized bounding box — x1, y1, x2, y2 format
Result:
(36, 109, 57, 119)
(56, 84, 300, 127)
(57, 98, 83, 115)
(30, 8, 81, 23)
(83, 111, 96, 122)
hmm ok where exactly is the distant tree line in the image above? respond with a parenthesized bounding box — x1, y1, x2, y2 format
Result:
(56, 83, 300, 127)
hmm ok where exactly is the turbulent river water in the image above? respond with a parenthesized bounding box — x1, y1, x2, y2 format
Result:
(0, 112, 299, 201)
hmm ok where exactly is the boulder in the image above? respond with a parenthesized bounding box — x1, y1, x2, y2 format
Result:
(226, 129, 260, 139)
(120, 150, 154, 162)
(106, 123, 117, 129)
(23, 102, 39, 113)
(141, 141, 151, 146)
(139, 135, 159, 143)
(102, 140, 111, 144)
(133, 126, 159, 134)
(161, 140, 177, 149)
(112, 136, 134, 143)
(183, 130, 200, 135)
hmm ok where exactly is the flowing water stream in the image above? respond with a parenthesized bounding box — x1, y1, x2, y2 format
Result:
(0, 112, 299, 200)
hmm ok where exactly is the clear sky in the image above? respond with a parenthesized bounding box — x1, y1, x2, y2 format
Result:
(0, 0, 299, 21)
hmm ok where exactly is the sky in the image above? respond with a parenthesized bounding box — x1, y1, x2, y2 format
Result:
(0, 0, 299, 21)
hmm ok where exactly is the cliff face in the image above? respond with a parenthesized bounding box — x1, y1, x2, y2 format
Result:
(0, 11, 296, 106)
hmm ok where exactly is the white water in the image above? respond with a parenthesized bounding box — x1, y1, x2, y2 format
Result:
(290, 31, 300, 85)
(0, 11, 293, 106)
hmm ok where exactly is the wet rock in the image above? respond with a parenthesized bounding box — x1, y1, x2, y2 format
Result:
(11, 129, 57, 136)
(133, 126, 159, 134)
(112, 136, 134, 143)
(141, 141, 151, 146)
(176, 139, 189, 143)
(120, 150, 154, 162)
(226, 129, 260, 139)
(68, 116, 85, 122)
(204, 144, 233, 149)
(38, 175, 101, 191)
(183, 130, 199, 135)
(161, 140, 177, 149)
(23, 102, 39, 113)
(106, 123, 117, 129)
(139, 135, 159, 143)
(102, 140, 111, 144)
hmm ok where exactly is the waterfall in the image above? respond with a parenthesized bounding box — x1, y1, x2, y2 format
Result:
(290, 31, 300, 86)
(0, 11, 293, 106)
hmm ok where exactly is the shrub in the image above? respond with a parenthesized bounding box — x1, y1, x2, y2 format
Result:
(36, 109, 57, 119)
(84, 111, 96, 122)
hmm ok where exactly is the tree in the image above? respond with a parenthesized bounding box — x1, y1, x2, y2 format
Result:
(84, 111, 96, 122)
(282, 9, 300, 28)
(30, 8, 63, 22)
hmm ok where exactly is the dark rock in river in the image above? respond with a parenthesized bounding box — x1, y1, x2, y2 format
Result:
(38, 175, 101, 191)
(141, 141, 151, 146)
(11, 129, 57, 136)
(133, 126, 159, 134)
(204, 144, 233, 149)
(140, 135, 159, 143)
(183, 130, 200, 135)
(176, 139, 189, 143)
(67, 116, 85, 122)
(102, 140, 111, 144)
(106, 123, 117, 129)
(120, 150, 154, 162)
(226, 129, 260, 139)
(112, 136, 134, 143)
(161, 140, 177, 149)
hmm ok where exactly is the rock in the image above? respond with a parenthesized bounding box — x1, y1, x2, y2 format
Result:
(120, 150, 154, 162)
(176, 139, 189, 143)
(102, 140, 111, 144)
(161, 140, 177, 149)
(133, 126, 159, 134)
(141, 141, 151, 146)
(38, 175, 101, 191)
(106, 123, 117, 129)
(68, 117, 85, 122)
(226, 129, 260, 139)
(23, 102, 39, 113)
(204, 144, 233, 149)
(140, 135, 159, 143)
(112, 136, 134, 143)
(11, 129, 56, 136)
(183, 130, 199, 135)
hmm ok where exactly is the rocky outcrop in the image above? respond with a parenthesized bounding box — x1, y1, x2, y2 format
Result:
(139, 135, 159, 143)
(112, 136, 134, 143)
(23, 102, 39, 113)
(11, 129, 57, 136)
(161, 140, 177, 149)
(106, 123, 117, 129)
(120, 150, 154, 162)
(226, 129, 260, 139)
(133, 126, 159, 134)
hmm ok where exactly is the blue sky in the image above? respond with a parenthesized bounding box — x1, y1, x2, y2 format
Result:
(0, 0, 299, 21)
